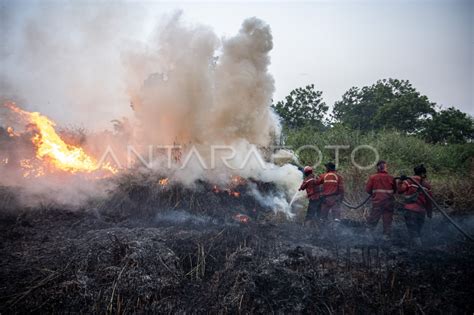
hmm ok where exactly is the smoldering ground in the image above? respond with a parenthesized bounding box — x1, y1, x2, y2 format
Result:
(1, 181, 473, 313)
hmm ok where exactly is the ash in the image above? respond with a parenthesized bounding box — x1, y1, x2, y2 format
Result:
(1, 184, 473, 314)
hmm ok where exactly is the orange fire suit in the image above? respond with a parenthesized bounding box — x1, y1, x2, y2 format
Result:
(315, 171, 344, 220)
(365, 170, 396, 235)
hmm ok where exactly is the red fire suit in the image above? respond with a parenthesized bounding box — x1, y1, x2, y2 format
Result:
(365, 170, 396, 235)
(300, 174, 322, 221)
(300, 174, 320, 200)
(315, 171, 344, 220)
(398, 176, 433, 238)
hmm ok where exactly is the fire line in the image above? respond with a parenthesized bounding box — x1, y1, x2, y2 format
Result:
(4, 102, 117, 176)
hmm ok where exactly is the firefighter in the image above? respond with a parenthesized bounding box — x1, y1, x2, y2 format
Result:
(398, 164, 433, 247)
(365, 160, 396, 241)
(299, 166, 321, 226)
(315, 162, 344, 221)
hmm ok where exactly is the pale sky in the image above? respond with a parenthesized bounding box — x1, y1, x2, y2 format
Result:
(171, 0, 473, 114)
(1, 0, 473, 128)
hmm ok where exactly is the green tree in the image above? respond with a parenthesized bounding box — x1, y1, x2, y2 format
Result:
(333, 79, 435, 133)
(272, 84, 328, 129)
(423, 107, 474, 144)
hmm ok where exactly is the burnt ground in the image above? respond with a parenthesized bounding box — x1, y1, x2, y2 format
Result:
(0, 184, 474, 314)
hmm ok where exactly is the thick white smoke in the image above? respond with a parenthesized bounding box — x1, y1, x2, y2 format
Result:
(1, 7, 303, 215)
(0, 2, 142, 128)
(125, 13, 278, 146)
(123, 13, 301, 215)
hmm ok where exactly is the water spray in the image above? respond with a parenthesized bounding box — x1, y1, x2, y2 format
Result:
(289, 190, 304, 209)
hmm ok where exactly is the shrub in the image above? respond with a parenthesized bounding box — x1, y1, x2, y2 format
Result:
(285, 128, 474, 212)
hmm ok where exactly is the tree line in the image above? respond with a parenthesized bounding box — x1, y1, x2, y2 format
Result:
(272, 79, 474, 144)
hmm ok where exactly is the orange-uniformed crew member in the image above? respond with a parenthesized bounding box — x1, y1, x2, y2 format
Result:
(365, 160, 397, 240)
(314, 162, 344, 221)
(398, 164, 433, 247)
(299, 166, 322, 225)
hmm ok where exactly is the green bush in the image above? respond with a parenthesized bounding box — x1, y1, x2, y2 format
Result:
(287, 128, 472, 174)
(285, 128, 474, 212)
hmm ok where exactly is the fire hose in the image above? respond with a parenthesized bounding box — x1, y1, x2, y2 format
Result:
(395, 176, 473, 242)
(340, 177, 473, 241)
(342, 194, 371, 209)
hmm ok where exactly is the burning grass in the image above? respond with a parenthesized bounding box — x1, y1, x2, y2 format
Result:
(1, 103, 116, 179)
(95, 172, 280, 223)
(1, 103, 473, 313)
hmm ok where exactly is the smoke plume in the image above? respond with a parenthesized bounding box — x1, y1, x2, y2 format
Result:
(0, 6, 302, 215)
(125, 13, 279, 146)
(123, 13, 300, 214)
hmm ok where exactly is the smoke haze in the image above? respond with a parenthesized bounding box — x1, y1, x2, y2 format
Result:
(0, 4, 302, 215)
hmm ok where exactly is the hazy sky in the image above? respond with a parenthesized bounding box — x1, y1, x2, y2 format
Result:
(1, 0, 473, 128)
(172, 0, 473, 114)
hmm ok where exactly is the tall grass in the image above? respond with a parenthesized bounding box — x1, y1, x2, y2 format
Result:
(285, 126, 474, 212)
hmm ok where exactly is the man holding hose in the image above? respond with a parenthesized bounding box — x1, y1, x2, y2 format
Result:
(314, 162, 344, 221)
(299, 166, 322, 226)
(365, 160, 397, 241)
(398, 164, 433, 246)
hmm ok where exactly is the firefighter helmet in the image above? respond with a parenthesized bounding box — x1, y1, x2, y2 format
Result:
(325, 162, 336, 171)
(414, 164, 427, 176)
(303, 166, 313, 175)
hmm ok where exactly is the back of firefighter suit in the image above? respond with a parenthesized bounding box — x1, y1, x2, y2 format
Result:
(398, 164, 433, 246)
(314, 162, 344, 221)
(365, 160, 396, 240)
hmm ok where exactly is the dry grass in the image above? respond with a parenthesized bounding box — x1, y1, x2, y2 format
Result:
(431, 176, 474, 214)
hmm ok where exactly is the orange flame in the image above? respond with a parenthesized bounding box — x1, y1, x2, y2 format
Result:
(230, 191, 240, 197)
(212, 185, 240, 197)
(234, 213, 250, 224)
(6, 126, 17, 137)
(159, 178, 169, 186)
(5, 102, 117, 175)
(231, 175, 246, 186)
(20, 159, 45, 178)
